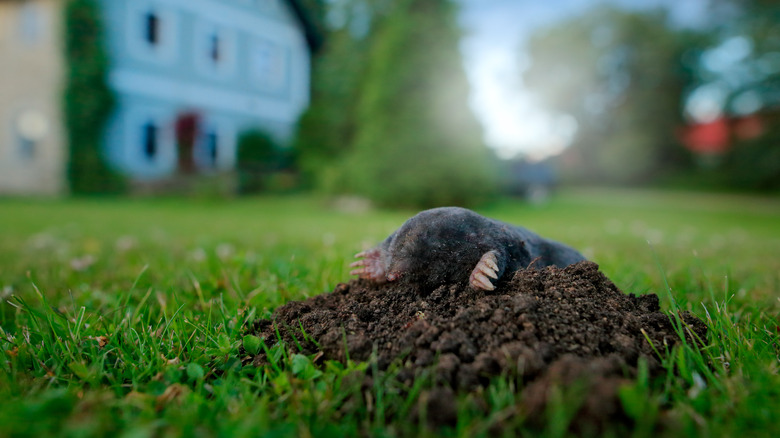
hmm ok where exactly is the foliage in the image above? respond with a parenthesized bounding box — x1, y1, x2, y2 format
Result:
(294, 0, 496, 208)
(722, 117, 780, 190)
(524, 7, 705, 184)
(236, 130, 289, 194)
(687, 0, 780, 191)
(1, 191, 780, 436)
(63, 0, 124, 194)
(344, 0, 496, 207)
(293, 29, 369, 191)
(293, 0, 328, 43)
(704, 0, 780, 107)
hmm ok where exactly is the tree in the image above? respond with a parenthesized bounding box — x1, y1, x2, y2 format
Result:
(690, 0, 780, 190)
(293, 28, 369, 191)
(524, 7, 703, 184)
(342, 0, 496, 207)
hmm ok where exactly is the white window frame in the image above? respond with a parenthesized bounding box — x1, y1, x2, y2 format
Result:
(193, 19, 237, 79)
(250, 38, 289, 92)
(124, 107, 176, 177)
(9, 107, 50, 162)
(14, 127, 37, 162)
(140, 119, 160, 162)
(195, 119, 236, 171)
(125, 1, 179, 65)
(17, 1, 47, 46)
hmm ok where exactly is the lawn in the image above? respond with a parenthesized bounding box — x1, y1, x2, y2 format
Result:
(1, 189, 778, 437)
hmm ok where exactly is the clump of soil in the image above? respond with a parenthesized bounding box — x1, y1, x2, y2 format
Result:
(249, 261, 706, 429)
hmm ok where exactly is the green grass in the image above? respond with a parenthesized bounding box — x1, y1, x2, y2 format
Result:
(1, 189, 778, 437)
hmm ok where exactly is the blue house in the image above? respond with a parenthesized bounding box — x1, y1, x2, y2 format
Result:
(1, 0, 319, 194)
(100, 0, 319, 179)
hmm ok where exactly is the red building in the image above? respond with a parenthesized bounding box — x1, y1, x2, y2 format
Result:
(680, 114, 766, 155)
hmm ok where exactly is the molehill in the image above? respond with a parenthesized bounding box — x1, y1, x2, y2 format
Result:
(249, 261, 706, 428)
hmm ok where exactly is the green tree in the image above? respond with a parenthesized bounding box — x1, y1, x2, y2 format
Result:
(293, 28, 369, 191)
(524, 7, 702, 184)
(693, 0, 780, 190)
(293, 0, 328, 41)
(343, 0, 495, 207)
(63, 0, 124, 194)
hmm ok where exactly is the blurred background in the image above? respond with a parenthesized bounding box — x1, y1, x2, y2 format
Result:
(0, 0, 778, 206)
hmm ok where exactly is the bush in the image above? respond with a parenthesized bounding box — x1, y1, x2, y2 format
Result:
(725, 134, 780, 191)
(236, 130, 289, 194)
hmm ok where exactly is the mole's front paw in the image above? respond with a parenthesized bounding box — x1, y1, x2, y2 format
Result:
(470, 251, 499, 291)
(350, 248, 387, 282)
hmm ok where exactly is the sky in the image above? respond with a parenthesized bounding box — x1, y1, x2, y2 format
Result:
(457, 0, 711, 160)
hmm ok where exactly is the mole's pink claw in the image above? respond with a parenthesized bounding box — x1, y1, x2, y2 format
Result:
(470, 251, 500, 291)
(483, 256, 498, 272)
(471, 273, 495, 291)
(351, 247, 386, 282)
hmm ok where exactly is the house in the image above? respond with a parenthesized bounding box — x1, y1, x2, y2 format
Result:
(679, 114, 766, 156)
(0, 0, 66, 194)
(0, 0, 320, 194)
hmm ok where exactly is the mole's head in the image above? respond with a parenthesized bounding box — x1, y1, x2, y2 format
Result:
(382, 228, 420, 282)
(382, 207, 486, 285)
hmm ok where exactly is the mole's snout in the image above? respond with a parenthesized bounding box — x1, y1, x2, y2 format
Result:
(386, 272, 401, 282)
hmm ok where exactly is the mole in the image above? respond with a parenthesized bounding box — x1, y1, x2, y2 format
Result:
(350, 207, 586, 291)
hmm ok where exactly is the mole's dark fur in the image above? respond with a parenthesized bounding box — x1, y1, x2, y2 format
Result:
(351, 207, 587, 291)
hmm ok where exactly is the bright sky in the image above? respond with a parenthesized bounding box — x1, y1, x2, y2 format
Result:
(457, 0, 710, 160)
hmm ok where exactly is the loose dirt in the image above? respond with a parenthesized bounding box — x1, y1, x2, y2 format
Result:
(249, 261, 706, 430)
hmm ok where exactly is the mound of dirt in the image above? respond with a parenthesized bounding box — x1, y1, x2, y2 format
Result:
(249, 261, 706, 429)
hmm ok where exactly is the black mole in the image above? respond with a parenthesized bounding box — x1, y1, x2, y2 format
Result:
(350, 207, 586, 291)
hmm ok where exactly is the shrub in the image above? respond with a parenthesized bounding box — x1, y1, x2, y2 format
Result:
(236, 130, 289, 194)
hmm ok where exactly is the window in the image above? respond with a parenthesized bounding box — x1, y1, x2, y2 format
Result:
(17, 137, 35, 160)
(193, 21, 236, 77)
(205, 130, 218, 165)
(251, 40, 287, 91)
(196, 121, 235, 170)
(195, 128, 218, 169)
(145, 12, 160, 46)
(209, 33, 220, 63)
(18, 2, 43, 45)
(15, 110, 49, 161)
(142, 121, 158, 160)
(123, 108, 176, 176)
(126, 3, 178, 64)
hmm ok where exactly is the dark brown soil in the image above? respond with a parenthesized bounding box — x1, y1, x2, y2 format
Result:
(249, 261, 706, 430)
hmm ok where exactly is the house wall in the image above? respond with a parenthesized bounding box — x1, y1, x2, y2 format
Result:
(0, 0, 65, 195)
(99, 0, 312, 179)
